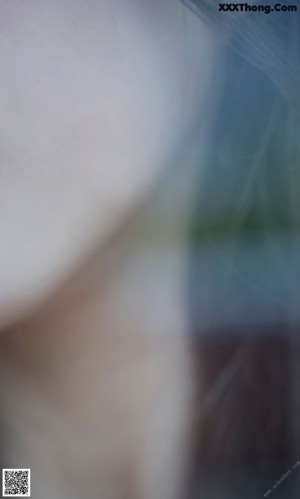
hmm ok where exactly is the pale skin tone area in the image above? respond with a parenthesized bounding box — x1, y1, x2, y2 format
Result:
(0, 1, 218, 497)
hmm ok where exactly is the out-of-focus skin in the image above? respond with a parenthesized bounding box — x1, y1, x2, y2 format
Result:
(0, 0, 217, 328)
(0, 1, 219, 497)
(0, 230, 195, 498)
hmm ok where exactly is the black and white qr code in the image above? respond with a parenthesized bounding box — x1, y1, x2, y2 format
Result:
(2, 469, 31, 497)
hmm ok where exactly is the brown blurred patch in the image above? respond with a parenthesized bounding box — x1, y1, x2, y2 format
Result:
(190, 327, 293, 467)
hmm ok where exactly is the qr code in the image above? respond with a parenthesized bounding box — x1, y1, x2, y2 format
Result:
(2, 469, 31, 497)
